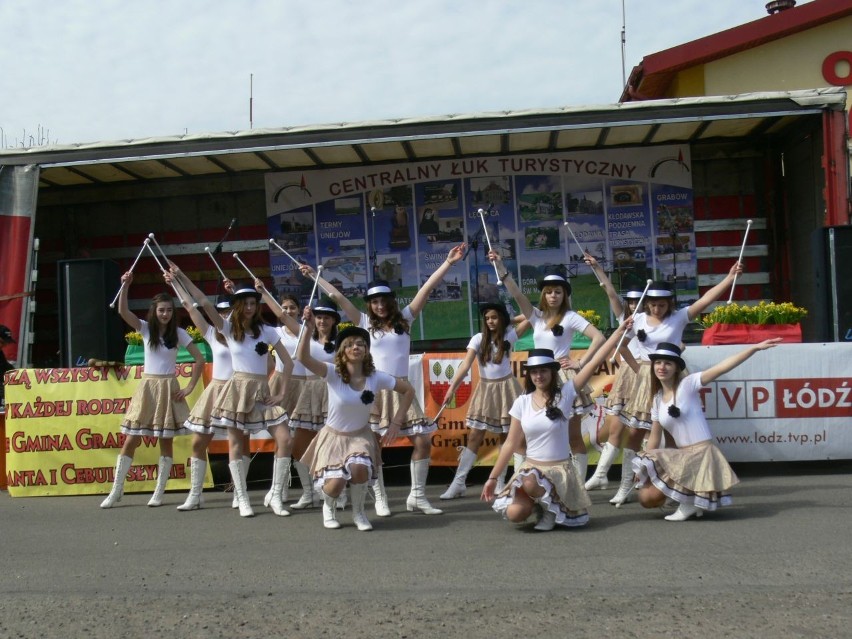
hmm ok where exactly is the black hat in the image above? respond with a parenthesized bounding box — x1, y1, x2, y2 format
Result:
(215, 295, 232, 310)
(364, 280, 395, 301)
(525, 348, 560, 371)
(334, 325, 370, 352)
(479, 302, 510, 324)
(623, 287, 644, 300)
(645, 281, 673, 298)
(648, 342, 686, 370)
(537, 273, 572, 297)
(312, 298, 341, 322)
(231, 287, 262, 301)
(0, 325, 15, 343)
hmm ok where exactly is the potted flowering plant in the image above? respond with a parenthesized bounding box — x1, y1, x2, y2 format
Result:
(124, 325, 213, 364)
(700, 301, 807, 345)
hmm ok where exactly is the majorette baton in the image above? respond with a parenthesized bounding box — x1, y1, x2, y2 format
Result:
(727, 219, 752, 304)
(295, 265, 324, 347)
(268, 238, 332, 296)
(148, 233, 195, 306)
(478, 208, 503, 284)
(563, 221, 605, 287)
(609, 278, 652, 363)
(109, 238, 149, 308)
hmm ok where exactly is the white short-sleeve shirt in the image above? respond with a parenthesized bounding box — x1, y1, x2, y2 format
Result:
(220, 317, 281, 375)
(358, 306, 415, 378)
(651, 373, 712, 447)
(630, 308, 690, 361)
(322, 362, 396, 433)
(205, 325, 233, 381)
(508, 384, 578, 461)
(465, 328, 518, 379)
(528, 309, 590, 359)
(138, 320, 192, 375)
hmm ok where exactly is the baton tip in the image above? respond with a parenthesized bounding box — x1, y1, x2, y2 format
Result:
(232, 252, 239, 258)
(147, 232, 155, 239)
(747, 219, 753, 225)
(646, 279, 652, 284)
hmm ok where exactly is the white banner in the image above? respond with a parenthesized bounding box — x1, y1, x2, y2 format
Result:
(683, 343, 852, 461)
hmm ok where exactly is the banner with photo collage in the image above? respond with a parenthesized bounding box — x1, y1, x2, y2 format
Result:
(264, 146, 695, 341)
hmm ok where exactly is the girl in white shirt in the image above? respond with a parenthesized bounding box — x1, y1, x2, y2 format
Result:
(208, 287, 293, 518)
(633, 339, 779, 521)
(480, 323, 628, 531)
(301, 243, 465, 518)
(100, 272, 204, 509)
(297, 315, 414, 531)
(611, 261, 742, 506)
(488, 250, 606, 486)
(439, 302, 527, 499)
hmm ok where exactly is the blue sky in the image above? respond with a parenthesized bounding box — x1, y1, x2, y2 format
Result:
(0, 0, 806, 147)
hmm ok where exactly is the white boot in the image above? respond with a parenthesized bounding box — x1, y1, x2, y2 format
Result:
(572, 453, 588, 486)
(147, 456, 173, 507)
(233, 455, 250, 509)
(267, 456, 291, 516)
(440, 447, 477, 500)
(337, 486, 348, 511)
(349, 483, 373, 531)
(534, 507, 556, 531)
(372, 466, 391, 517)
(176, 457, 206, 511)
(610, 448, 637, 506)
(290, 460, 319, 509)
(665, 502, 703, 521)
(229, 459, 254, 517)
(100, 455, 132, 508)
(585, 442, 619, 490)
(406, 459, 443, 515)
(322, 490, 341, 529)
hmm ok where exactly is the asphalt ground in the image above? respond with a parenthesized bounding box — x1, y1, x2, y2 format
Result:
(1, 460, 851, 639)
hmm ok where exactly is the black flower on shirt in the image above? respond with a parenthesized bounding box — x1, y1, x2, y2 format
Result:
(502, 340, 511, 351)
(551, 325, 564, 337)
(360, 390, 375, 405)
(393, 323, 405, 335)
(162, 336, 177, 350)
(667, 405, 681, 418)
(636, 329, 647, 342)
(545, 405, 564, 421)
(323, 342, 335, 354)
(255, 341, 269, 355)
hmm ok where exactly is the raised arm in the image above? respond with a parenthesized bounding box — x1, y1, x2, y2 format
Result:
(253, 277, 299, 333)
(117, 271, 142, 331)
(294, 308, 327, 377)
(687, 261, 743, 320)
(488, 249, 535, 319)
(299, 264, 361, 324)
(699, 338, 781, 385)
(165, 271, 211, 334)
(408, 243, 466, 317)
(584, 252, 623, 318)
(168, 262, 224, 332)
(442, 349, 477, 405)
(572, 318, 632, 390)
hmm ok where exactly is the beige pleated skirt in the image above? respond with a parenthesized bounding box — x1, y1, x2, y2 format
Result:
(604, 360, 638, 417)
(493, 458, 591, 527)
(268, 372, 313, 416)
(210, 371, 288, 433)
(621, 361, 654, 429)
(300, 425, 380, 488)
(557, 368, 595, 416)
(632, 440, 739, 511)
(185, 378, 228, 435)
(369, 379, 434, 437)
(465, 374, 522, 434)
(121, 374, 189, 438)
(289, 376, 329, 432)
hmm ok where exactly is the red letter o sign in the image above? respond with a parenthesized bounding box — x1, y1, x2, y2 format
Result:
(822, 51, 852, 86)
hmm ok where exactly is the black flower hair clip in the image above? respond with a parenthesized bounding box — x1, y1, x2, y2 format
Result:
(667, 405, 681, 418)
(551, 325, 564, 337)
(545, 405, 564, 421)
(255, 341, 269, 355)
(636, 329, 647, 342)
(360, 390, 375, 405)
(323, 342, 335, 354)
(162, 336, 177, 350)
(502, 340, 511, 351)
(393, 323, 405, 335)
